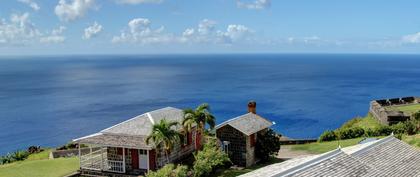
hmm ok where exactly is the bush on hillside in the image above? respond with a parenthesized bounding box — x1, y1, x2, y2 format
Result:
(146, 163, 188, 177)
(255, 129, 281, 162)
(193, 138, 231, 177)
(413, 111, 420, 121)
(0, 150, 30, 165)
(336, 127, 365, 140)
(318, 130, 338, 142)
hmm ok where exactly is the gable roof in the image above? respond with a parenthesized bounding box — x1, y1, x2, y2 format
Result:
(101, 107, 184, 136)
(73, 107, 185, 148)
(240, 135, 420, 177)
(215, 113, 273, 136)
(344, 136, 420, 176)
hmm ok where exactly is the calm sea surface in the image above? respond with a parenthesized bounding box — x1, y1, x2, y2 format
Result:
(1, 54, 420, 155)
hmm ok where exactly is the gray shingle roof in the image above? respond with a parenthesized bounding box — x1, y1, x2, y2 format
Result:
(240, 135, 420, 177)
(74, 133, 154, 149)
(215, 113, 273, 136)
(73, 107, 185, 148)
(284, 150, 384, 177)
(349, 136, 420, 177)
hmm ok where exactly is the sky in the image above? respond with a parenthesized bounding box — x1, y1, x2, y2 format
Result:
(1, 0, 420, 55)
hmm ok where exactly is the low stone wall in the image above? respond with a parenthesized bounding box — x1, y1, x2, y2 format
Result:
(369, 96, 418, 125)
(50, 147, 97, 159)
(279, 139, 317, 145)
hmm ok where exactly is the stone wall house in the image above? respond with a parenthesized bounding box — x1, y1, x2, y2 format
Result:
(216, 101, 273, 167)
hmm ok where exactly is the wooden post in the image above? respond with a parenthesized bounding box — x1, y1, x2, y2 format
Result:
(78, 143, 81, 169)
(147, 150, 150, 173)
(100, 146, 104, 170)
(90, 145, 92, 167)
(122, 148, 126, 173)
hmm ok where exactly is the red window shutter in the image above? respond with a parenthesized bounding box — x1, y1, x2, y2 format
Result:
(188, 132, 192, 145)
(250, 134, 256, 147)
(149, 149, 156, 170)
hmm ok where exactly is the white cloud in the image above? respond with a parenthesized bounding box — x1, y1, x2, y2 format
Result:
(181, 19, 253, 44)
(197, 19, 217, 35)
(17, 0, 40, 11)
(0, 13, 41, 45)
(55, 0, 96, 22)
(237, 0, 271, 10)
(115, 0, 162, 4)
(83, 22, 102, 39)
(112, 18, 172, 44)
(402, 32, 420, 44)
(40, 26, 66, 43)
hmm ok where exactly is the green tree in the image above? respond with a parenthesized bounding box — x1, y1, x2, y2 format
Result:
(255, 129, 281, 162)
(182, 103, 216, 134)
(413, 111, 420, 121)
(146, 119, 181, 163)
(193, 138, 231, 177)
(146, 163, 188, 177)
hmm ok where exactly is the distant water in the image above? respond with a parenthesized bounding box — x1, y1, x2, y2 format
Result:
(1, 54, 420, 155)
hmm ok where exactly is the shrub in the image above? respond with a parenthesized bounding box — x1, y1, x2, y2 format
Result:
(412, 111, 420, 121)
(255, 129, 281, 162)
(390, 122, 407, 135)
(318, 130, 338, 142)
(193, 138, 231, 177)
(365, 128, 380, 137)
(27, 146, 43, 154)
(374, 126, 392, 136)
(146, 164, 188, 177)
(336, 127, 365, 140)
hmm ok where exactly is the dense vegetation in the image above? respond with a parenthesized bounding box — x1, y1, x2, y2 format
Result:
(0, 146, 44, 165)
(147, 163, 189, 177)
(255, 129, 281, 162)
(319, 112, 420, 142)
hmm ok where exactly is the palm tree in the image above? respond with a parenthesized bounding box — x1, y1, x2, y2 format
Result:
(146, 119, 181, 163)
(182, 103, 216, 134)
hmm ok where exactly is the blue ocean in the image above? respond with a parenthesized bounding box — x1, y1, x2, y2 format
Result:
(1, 54, 420, 155)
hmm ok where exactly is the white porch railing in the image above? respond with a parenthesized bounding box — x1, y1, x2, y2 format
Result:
(80, 146, 125, 174)
(104, 160, 125, 173)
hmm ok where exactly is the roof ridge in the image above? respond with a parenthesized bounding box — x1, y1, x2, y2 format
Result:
(350, 135, 395, 156)
(100, 106, 180, 133)
(274, 149, 344, 177)
(215, 113, 249, 129)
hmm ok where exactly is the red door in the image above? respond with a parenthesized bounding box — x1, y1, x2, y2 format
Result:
(131, 149, 139, 169)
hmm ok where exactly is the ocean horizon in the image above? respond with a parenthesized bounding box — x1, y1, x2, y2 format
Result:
(1, 54, 420, 155)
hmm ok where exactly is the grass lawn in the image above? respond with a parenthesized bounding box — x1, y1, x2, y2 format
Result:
(215, 158, 284, 177)
(290, 137, 366, 154)
(26, 149, 51, 161)
(0, 151, 79, 177)
(403, 134, 420, 149)
(385, 104, 420, 115)
(351, 114, 382, 130)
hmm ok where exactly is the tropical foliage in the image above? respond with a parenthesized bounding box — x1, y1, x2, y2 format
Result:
(193, 138, 231, 177)
(255, 129, 281, 162)
(146, 163, 188, 177)
(146, 119, 181, 162)
(182, 103, 216, 133)
(0, 150, 29, 165)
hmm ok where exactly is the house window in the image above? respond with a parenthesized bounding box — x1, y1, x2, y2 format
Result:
(250, 134, 256, 147)
(139, 149, 147, 155)
(180, 133, 188, 146)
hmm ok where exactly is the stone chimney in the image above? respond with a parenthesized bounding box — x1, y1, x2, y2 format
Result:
(248, 100, 256, 114)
